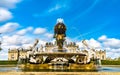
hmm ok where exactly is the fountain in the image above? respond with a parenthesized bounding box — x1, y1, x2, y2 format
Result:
(18, 19, 101, 71)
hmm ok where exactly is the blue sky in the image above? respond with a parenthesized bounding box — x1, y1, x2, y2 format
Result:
(5, 0, 120, 39)
(0, 0, 120, 60)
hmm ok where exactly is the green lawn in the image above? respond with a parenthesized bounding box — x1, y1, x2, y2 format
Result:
(0, 60, 18, 65)
(101, 60, 120, 65)
(0, 60, 120, 65)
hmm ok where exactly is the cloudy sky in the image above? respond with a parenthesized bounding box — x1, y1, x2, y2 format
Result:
(0, 0, 120, 60)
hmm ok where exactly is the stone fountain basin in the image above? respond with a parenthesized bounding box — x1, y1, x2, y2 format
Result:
(30, 52, 86, 58)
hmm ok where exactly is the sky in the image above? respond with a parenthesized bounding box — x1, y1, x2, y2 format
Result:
(0, 0, 120, 60)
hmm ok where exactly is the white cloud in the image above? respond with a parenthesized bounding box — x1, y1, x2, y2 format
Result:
(2, 35, 32, 46)
(103, 38, 120, 49)
(88, 38, 101, 49)
(98, 35, 120, 58)
(26, 27, 33, 31)
(76, 38, 101, 49)
(106, 48, 120, 59)
(44, 33, 53, 38)
(1, 29, 47, 52)
(99, 35, 120, 49)
(16, 27, 33, 35)
(1, 25, 120, 60)
(16, 29, 26, 35)
(0, 0, 21, 9)
(0, 26, 49, 58)
(1, 34, 34, 56)
(75, 35, 120, 59)
(0, 22, 19, 33)
(0, 8, 13, 22)
(0, 0, 21, 22)
(66, 37, 73, 42)
(98, 35, 107, 41)
(33, 28, 46, 34)
(1, 34, 47, 56)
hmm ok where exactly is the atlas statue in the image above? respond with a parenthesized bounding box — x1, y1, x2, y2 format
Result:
(53, 22, 66, 49)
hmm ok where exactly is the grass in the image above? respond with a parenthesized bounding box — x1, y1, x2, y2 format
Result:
(0, 60, 120, 65)
(101, 60, 120, 65)
(0, 60, 18, 65)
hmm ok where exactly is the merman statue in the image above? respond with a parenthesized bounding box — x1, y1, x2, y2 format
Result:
(53, 18, 66, 50)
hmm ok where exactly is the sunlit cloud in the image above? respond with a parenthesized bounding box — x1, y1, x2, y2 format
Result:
(0, 22, 19, 33)
(33, 27, 46, 34)
(0, 0, 22, 22)
(0, 8, 13, 22)
(16, 27, 33, 35)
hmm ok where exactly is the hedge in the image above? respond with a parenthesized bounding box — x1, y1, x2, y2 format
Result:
(101, 60, 120, 65)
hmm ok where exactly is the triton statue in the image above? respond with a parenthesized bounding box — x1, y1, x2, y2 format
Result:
(53, 20, 66, 49)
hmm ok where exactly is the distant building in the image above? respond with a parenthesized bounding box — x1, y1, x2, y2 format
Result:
(8, 48, 18, 61)
(8, 48, 27, 61)
(8, 42, 106, 61)
(96, 50, 106, 60)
